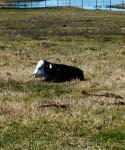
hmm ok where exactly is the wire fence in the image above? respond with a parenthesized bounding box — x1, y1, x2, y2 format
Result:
(0, 0, 125, 11)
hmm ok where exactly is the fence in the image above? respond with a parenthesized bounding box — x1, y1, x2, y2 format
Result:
(0, 0, 125, 11)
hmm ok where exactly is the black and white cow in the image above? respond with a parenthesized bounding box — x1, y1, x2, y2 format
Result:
(33, 60, 84, 82)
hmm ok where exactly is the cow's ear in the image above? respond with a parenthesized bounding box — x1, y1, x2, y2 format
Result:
(49, 64, 52, 69)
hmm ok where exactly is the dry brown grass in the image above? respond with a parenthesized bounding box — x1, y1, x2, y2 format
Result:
(0, 7, 125, 149)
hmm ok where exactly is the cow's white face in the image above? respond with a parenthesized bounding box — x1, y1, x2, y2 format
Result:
(33, 60, 46, 77)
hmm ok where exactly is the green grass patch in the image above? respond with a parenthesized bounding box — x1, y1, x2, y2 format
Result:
(95, 130, 125, 143)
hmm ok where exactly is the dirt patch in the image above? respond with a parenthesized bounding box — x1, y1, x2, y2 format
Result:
(82, 90, 124, 99)
(39, 102, 69, 109)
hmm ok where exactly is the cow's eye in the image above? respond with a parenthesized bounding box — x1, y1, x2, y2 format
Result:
(39, 67, 42, 70)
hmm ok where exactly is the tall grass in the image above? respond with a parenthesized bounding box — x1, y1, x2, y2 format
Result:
(0, 7, 125, 149)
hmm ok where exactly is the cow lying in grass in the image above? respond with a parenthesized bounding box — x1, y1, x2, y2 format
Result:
(33, 60, 84, 82)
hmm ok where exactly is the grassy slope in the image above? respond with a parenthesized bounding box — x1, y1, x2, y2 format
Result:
(0, 7, 125, 149)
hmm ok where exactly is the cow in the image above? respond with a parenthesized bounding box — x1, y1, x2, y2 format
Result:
(33, 60, 84, 82)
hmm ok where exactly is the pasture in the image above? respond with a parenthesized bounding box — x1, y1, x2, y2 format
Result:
(0, 7, 125, 149)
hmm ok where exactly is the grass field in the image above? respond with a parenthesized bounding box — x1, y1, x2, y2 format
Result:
(0, 7, 125, 149)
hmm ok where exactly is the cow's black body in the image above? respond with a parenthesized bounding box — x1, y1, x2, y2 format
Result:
(44, 61, 84, 82)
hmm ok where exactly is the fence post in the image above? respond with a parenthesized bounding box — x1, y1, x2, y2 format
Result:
(82, 0, 83, 8)
(69, 0, 71, 6)
(31, 0, 32, 8)
(96, 0, 97, 9)
(45, 0, 46, 7)
(110, 0, 111, 10)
